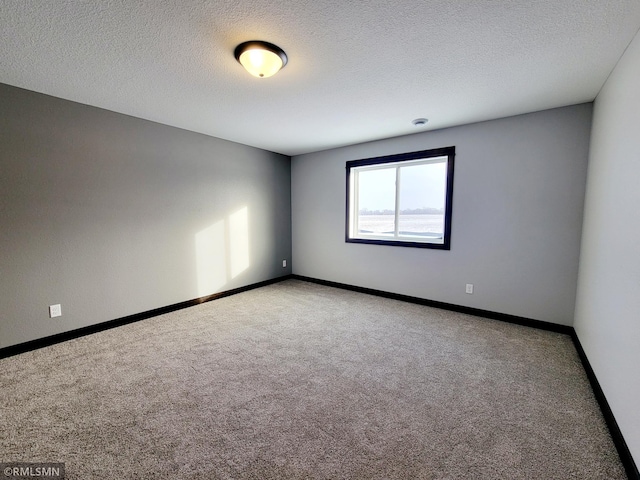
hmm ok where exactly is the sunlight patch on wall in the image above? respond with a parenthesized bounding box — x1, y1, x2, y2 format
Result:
(229, 206, 250, 279)
(195, 220, 227, 297)
(195, 206, 251, 298)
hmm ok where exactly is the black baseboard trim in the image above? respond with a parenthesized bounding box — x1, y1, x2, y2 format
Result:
(0, 275, 292, 360)
(2, 273, 637, 478)
(291, 274, 638, 480)
(291, 274, 572, 335)
(571, 332, 639, 480)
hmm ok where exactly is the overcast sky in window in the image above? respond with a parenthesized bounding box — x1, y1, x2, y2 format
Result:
(358, 162, 446, 211)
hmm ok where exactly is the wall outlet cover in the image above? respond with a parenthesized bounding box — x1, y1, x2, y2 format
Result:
(49, 304, 62, 318)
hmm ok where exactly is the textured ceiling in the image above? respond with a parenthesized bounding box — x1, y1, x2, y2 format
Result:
(1, 1, 640, 156)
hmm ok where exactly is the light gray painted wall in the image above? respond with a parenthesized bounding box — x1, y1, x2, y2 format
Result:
(0, 83, 292, 349)
(292, 105, 592, 325)
(574, 30, 640, 463)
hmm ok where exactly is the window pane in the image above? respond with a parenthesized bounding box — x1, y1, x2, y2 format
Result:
(345, 146, 454, 249)
(398, 162, 446, 239)
(357, 168, 396, 236)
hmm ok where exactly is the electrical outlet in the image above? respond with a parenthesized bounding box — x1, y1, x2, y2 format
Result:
(282, 260, 287, 268)
(49, 304, 62, 318)
(465, 284, 474, 294)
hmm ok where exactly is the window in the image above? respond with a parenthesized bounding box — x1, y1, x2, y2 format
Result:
(346, 146, 455, 249)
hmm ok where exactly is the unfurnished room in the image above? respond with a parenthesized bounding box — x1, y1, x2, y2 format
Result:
(1, 1, 639, 479)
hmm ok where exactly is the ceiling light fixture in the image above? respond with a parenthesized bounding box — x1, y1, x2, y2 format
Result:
(234, 41, 288, 78)
(412, 118, 429, 126)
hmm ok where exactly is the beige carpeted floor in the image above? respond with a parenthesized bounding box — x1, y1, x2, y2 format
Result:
(0, 279, 626, 479)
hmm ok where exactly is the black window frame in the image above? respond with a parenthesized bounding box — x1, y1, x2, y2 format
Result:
(345, 146, 455, 250)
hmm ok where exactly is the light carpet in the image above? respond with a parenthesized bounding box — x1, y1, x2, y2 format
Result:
(0, 279, 626, 479)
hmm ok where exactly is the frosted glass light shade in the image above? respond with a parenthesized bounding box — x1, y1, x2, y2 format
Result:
(234, 41, 288, 78)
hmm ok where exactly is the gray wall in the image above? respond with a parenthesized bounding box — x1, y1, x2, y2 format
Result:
(292, 105, 592, 325)
(574, 30, 640, 463)
(0, 83, 292, 349)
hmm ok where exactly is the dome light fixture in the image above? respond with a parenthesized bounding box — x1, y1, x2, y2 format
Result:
(234, 41, 288, 78)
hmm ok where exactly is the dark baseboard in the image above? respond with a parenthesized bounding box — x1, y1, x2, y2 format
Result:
(2, 273, 636, 478)
(291, 274, 638, 480)
(571, 333, 639, 480)
(291, 274, 572, 335)
(0, 274, 292, 360)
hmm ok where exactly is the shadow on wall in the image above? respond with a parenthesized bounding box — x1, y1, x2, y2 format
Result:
(195, 206, 250, 297)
